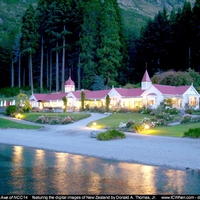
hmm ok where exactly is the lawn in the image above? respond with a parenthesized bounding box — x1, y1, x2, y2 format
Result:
(1, 112, 198, 137)
(0, 112, 91, 129)
(20, 112, 91, 122)
(0, 118, 42, 129)
(88, 113, 153, 129)
(140, 123, 200, 137)
(88, 113, 199, 138)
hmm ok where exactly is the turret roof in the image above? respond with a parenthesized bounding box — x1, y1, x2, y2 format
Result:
(142, 70, 151, 82)
(65, 77, 75, 85)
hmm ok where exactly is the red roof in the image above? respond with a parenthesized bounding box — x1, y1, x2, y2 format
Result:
(65, 77, 75, 85)
(33, 94, 48, 101)
(142, 70, 151, 82)
(87, 90, 110, 99)
(69, 90, 110, 100)
(68, 90, 89, 99)
(33, 93, 67, 102)
(153, 84, 190, 95)
(114, 88, 143, 97)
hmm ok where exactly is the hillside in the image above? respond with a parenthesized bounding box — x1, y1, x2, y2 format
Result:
(0, 0, 196, 44)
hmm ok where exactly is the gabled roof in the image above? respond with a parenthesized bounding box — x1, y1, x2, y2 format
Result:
(68, 90, 110, 100)
(32, 94, 48, 101)
(86, 90, 110, 99)
(68, 90, 90, 99)
(153, 84, 190, 95)
(32, 93, 67, 102)
(142, 70, 151, 82)
(45, 93, 66, 101)
(114, 88, 144, 97)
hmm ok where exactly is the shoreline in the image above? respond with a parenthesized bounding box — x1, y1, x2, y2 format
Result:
(0, 128, 200, 171)
(0, 141, 188, 172)
(0, 113, 200, 171)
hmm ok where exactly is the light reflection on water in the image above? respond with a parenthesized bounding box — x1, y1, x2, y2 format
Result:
(0, 143, 200, 195)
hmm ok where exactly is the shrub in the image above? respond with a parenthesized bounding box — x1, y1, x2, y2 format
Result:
(165, 107, 180, 115)
(62, 97, 67, 112)
(190, 116, 200, 123)
(133, 123, 144, 132)
(62, 116, 74, 124)
(126, 120, 135, 128)
(97, 129, 126, 141)
(89, 106, 106, 113)
(49, 116, 60, 124)
(180, 114, 191, 124)
(106, 95, 110, 112)
(140, 106, 152, 114)
(184, 128, 200, 138)
(185, 108, 194, 114)
(35, 115, 74, 124)
(181, 115, 200, 124)
(193, 109, 200, 115)
(6, 105, 18, 116)
(16, 92, 32, 112)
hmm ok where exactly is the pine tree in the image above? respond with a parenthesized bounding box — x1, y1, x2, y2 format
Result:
(21, 4, 39, 93)
(37, 0, 53, 92)
(80, 0, 101, 89)
(111, 0, 129, 85)
(12, 33, 22, 88)
(135, 7, 171, 74)
(192, 0, 200, 71)
(97, 0, 122, 87)
(168, 2, 193, 71)
(45, 0, 63, 92)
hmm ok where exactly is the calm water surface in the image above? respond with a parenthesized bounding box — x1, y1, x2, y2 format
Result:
(0, 143, 200, 195)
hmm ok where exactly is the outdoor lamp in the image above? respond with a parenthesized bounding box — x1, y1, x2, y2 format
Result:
(93, 122, 97, 127)
(144, 124, 150, 130)
(17, 113, 21, 119)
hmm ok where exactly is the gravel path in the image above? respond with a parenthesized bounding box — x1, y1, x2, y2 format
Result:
(0, 113, 199, 171)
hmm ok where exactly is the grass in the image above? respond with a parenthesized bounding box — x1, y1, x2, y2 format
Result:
(20, 112, 91, 122)
(140, 123, 200, 137)
(88, 113, 200, 138)
(0, 118, 42, 129)
(88, 113, 153, 129)
(0, 112, 91, 129)
(1, 112, 199, 137)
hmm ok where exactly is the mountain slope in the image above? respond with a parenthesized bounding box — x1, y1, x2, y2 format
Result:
(0, 0, 196, 44)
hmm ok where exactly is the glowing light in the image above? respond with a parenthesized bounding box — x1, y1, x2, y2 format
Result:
(144, 124, 150, 130)
(93, 122, 97, 127)
(17, 113, 21, 119)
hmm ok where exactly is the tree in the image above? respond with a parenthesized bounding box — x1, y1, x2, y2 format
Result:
(97, 0, 122, 87)
(62, 96, 67, 112)
(80, 0, 101, 89)
(91, 75, 106, 91)
(111, 0, 129, 85)
(151, 69, 200, 90)
(81, 91, 85, 111)
(16, 92, 32, 112)
(145, 8, 171, 68)
(21, 4, 39, 93)
(106, 94, 110, 112)
(191, 0, 200, 71)
(12, 33, 22, 88)
(170, 1, 193, 70)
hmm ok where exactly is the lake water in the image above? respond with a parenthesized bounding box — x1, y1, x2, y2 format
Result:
(0, 143, 200, 195)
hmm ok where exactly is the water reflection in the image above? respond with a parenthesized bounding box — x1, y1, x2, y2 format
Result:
(0, 144, 200, 195)
(163, 170, 186, 194)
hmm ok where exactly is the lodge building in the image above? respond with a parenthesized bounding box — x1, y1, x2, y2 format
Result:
(28, 70, 200, 110)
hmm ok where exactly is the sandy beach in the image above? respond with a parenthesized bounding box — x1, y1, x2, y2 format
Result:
(0, 113, 199, 171)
